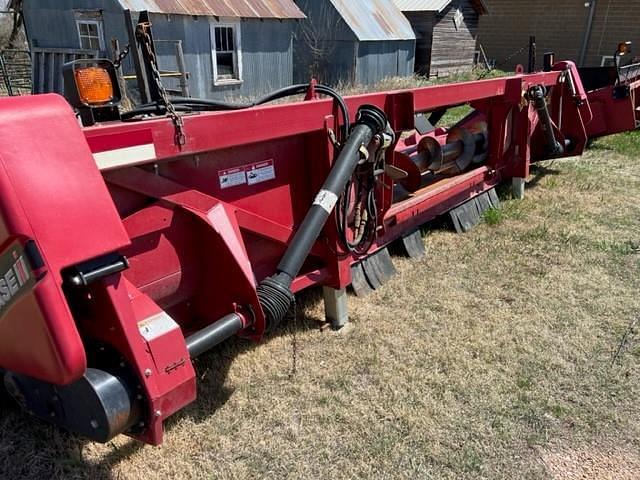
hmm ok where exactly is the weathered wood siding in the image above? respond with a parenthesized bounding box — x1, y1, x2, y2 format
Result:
(404, 11, 435, 76)
(429, 0, 480, 77)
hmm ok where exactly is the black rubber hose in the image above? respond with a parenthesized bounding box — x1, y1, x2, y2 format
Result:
(256, 105, 387, 329)
(121, 85, 307, 120)
(121, 83, 351, 139)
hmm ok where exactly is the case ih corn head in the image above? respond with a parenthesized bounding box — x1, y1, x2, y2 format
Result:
(0, 20, 638, 444)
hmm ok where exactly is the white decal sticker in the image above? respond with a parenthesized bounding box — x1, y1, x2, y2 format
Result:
(218, 159, 276, 190)
(138, 313, 179, 342)
(246, 160, 276, 186)
(313, 190, 338, 213)
(218, 167, 247, 189)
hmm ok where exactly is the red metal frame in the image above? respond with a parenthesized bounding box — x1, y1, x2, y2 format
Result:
(0, 61, 637, 445)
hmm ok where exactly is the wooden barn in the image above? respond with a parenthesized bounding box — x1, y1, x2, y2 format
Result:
(20, 0, 306, 100)
(293, 0, 416, 86)
(393, 0, 488, 77)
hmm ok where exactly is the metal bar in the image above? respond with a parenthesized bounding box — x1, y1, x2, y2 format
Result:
(31, 47, 96, 55)
(112, 39, 130, 105)
(528, 36, 536, 73)
(135, 11, 161, 103)
(0, 53, 13, 96)
(124, 9, 150, 104)
(174, 40, 190, 98)
(37, 52, 44, 94)
(579, 0, 597, 66)
(185, 314, 245, 358)
(47, 52, 55, 93)
(122, 72, 183, 80)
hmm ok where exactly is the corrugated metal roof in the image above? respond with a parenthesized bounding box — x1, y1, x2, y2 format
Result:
(116, 0, 306, 19)
(392, 0, 487, 14)
(392, 0, 449, 12)
(329, 0, 415, 41)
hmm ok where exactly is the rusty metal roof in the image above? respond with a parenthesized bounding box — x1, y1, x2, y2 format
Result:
(329, 0, 415, 41)
(116, 0, 306, 19)
(392, 0, 488, 14)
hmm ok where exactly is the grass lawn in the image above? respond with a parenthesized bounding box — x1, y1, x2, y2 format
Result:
(0, 100, 638, 478)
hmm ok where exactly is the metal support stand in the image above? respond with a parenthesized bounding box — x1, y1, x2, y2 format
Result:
(323, 287, 349, 329)
(513, 177, 525, 200)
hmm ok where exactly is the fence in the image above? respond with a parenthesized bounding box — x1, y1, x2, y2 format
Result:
(31, 47, 98, 94)
(0, 49, 31, 95)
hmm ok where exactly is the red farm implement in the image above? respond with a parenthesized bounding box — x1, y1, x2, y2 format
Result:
(0, 20, 637, 445)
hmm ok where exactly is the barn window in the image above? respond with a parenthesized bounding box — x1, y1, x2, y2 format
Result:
(210, 22, 243, 85)
(76, 20, 104, 51)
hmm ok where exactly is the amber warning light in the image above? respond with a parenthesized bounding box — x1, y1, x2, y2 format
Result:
(74, 66, 115, 105)
(63, 59, 122, 126)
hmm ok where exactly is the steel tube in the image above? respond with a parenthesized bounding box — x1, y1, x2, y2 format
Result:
(185, 314, 245, 358)
(579, 1, 597, 67)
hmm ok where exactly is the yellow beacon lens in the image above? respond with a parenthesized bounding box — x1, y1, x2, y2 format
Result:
(74, 67, 114, 105)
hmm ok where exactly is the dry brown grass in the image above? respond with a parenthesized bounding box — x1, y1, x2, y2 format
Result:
(0, 137, 639, 479)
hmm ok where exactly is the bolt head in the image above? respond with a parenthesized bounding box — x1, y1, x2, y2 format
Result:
(144, 368, 152, 377)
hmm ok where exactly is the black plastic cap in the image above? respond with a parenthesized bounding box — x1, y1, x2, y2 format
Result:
(356, 104, 388, 135)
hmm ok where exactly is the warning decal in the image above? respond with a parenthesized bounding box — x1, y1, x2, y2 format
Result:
(218, 167, 246, 189)
(246, 160, 276, 186)
(218, 160, 276, 189)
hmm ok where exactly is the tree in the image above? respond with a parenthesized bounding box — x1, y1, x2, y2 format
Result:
(7, 0, 23, 48)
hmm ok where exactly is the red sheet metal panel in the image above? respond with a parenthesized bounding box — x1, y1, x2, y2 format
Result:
(117, 0, 306, 19)
(0, 94, 131, 385)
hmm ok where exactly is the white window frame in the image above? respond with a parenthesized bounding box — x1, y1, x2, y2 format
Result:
(76, 19, 105, 51)
(210, 20, 243, 86)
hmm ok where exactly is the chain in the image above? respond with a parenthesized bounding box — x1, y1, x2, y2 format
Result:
(477, 44, 529, 79)
(289, 299, 298, 378)
(137, 23, 186, 147)
(113, 44, 130, 69)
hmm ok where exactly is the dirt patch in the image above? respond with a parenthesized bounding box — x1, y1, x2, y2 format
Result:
(542, 444, 640, 479)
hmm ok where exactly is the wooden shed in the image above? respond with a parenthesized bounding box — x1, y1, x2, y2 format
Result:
(21, 0, 306, 100)
(393, 0, 488, 77)
(293, 0, 416, 86)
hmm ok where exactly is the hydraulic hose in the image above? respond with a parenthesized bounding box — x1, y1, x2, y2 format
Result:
(121, 83, 351, 135)
(257, 104, 388, 330)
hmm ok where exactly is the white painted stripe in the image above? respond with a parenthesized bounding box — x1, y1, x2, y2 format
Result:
(92, 143, 157, 171)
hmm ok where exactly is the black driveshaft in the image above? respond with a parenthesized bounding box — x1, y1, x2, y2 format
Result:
(257, 105, 388, 329)
(276, 105, 387, 281)
(529, 86, 564, 156)
(185, 313, 246, 358)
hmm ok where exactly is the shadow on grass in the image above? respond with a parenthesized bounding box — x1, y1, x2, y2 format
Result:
(0, 289, 326, 479)
(527, 163, 562, 190)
